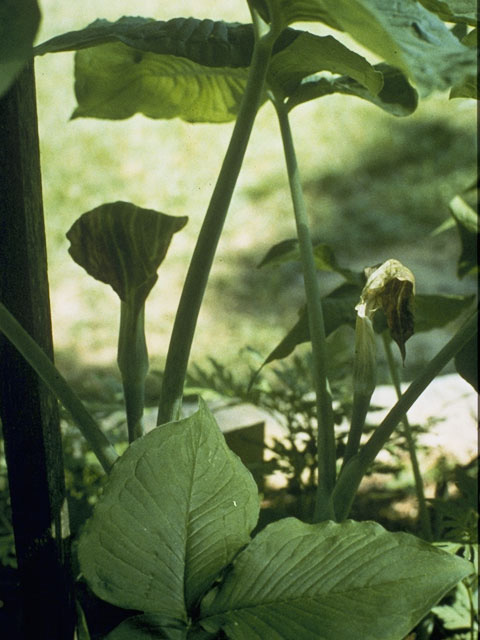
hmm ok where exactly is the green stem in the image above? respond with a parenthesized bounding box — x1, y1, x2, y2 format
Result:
(157, 21, 277, 426)
(0, 302, 118, 472)
(117, 301, 148, 442)
(333, 310, 478, 520)
(342, 315, 376, 468)
(343, 394, 371, 466)
(382, 331, 432, 540)
(273, 99, 335, 522)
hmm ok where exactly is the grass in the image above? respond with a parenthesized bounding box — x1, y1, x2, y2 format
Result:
(34, 0, 477, 384)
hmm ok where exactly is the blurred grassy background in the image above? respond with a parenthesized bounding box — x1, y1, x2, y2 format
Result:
(34, 0, 477, 386)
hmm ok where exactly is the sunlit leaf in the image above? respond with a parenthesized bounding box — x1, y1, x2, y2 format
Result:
(34, 16, 298, 122)
(72, 42, 252, 122)
(288, 63, 419, 116)
(66, 202, 187, 308)
(268, 32, 383, 98)
(0, 0, 40, 97)
(201, 518, 472, 640)
(79, 400, 259, 621)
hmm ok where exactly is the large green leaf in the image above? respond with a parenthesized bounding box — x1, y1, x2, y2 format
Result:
(34, 16, 298, 122)
(66, 201, 187, 308)
(288, 63, 418, 116)
(78, 400, 260, 623)
(0, 0, 40, 97)
(200, 518, 472, 640)
(268, 32, 383, 98)
(269, 0, 476, 95)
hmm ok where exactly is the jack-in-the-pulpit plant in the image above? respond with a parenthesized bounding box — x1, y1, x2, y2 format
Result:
(0, 0, 478, 638)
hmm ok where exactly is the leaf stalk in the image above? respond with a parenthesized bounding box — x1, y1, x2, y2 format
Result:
(117, 301, 148, 442)
(382, 331, 432, 540)
(157, 19, 277, 425)
(272, 98, 336, 522)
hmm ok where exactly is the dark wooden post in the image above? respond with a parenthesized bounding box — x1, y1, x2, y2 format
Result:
(0, 63, 74, 639)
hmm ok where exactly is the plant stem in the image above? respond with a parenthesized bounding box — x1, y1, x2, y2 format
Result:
(273, 99, 336, 522)
(157, 22, 277, 426)
(117, 301, 148, 442)
(333, 309, 478, 520)
(0, 301, 118, 472)
(382, 331, 432, 540)
(342, 315, 376, 468)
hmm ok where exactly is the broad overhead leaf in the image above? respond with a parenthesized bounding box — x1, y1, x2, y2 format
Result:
(34, 17, 257, 67)
(0, 0, 40, 97)
(200, 518, 472, 640)
(288, 63, 419, 116)
(34, 16, 300, 64)
(67, 202, 187, 308)
(271, 0, 476, 96)
(78, 400, 260, 622)
(34, 16, 298, 122)
(268, 32, 383, 98)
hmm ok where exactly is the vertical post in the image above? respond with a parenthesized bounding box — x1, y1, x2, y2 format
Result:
(0, 63, 74, 638)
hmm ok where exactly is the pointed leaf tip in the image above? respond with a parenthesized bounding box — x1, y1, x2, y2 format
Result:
(67, 201, 187, 306)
